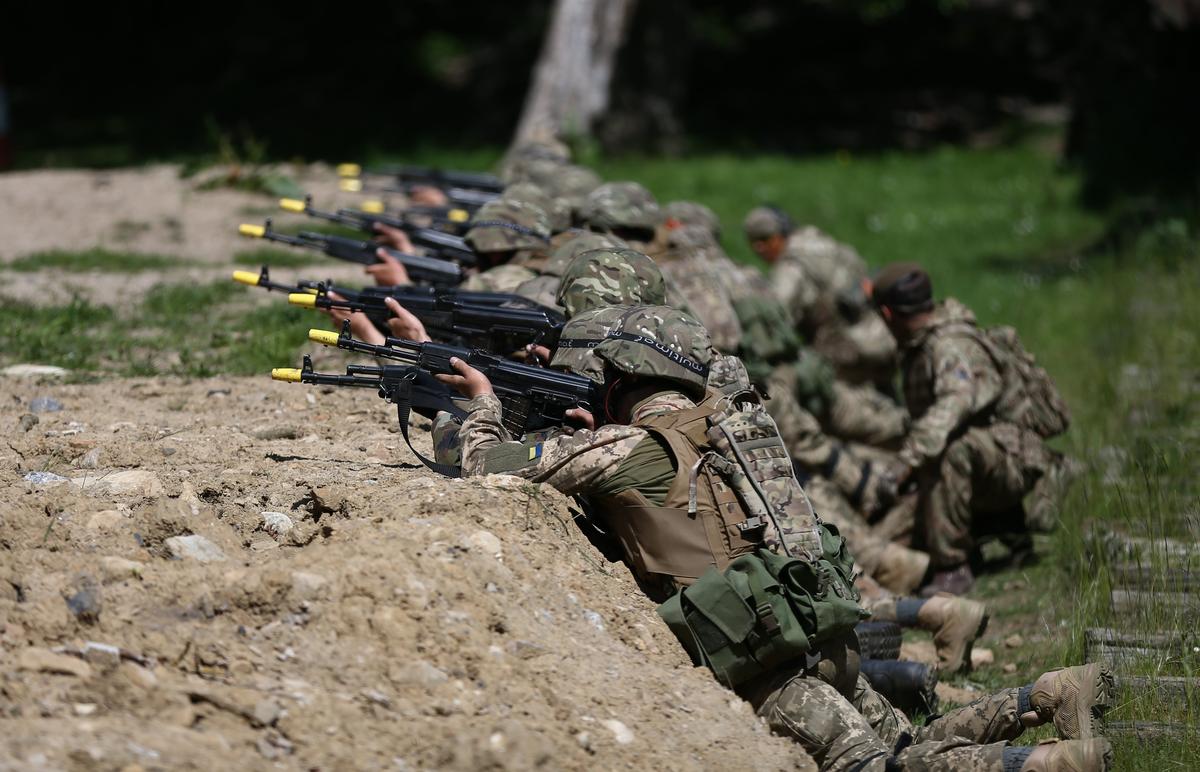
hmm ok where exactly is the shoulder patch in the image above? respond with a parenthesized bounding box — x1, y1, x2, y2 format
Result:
(481, 441, 543, 474)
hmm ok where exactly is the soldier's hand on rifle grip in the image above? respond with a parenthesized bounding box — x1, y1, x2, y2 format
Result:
(524, 344, 553, 367)
(565, 408, 595, 430)
(371, 223, 415, 254)
(319, 292, 387, 345)
(383, 297, 431, 343)
(364, 248, 413, 287)
(408, 185, 450, 207)
(436, 357, 494, 400)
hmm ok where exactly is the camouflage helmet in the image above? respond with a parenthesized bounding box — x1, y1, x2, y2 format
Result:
(551, 305, 711, 399)
(500, 137, 572, 183)
(541, 231, 628, 278)
(464, 198, 552, 253)
(665, 200, 721, 238)
(580, 182, 661, 233)
(556, 248, 666, 318)
(547, 163, 602, 216)
(742, 205, 792, 241)
(502, 181, 571, 233)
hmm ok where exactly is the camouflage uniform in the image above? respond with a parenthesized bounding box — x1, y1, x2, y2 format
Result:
(657, 218, 744, 352)
(461, 198, 553, 294)
(499, 137, 571, 183)
(454, 309, 1038, 772)
(513, 231, 628, 311)
(509, 160, 601, 224)
(501, 181, 572, 233)
(899, 299, 1054, 569)
(580, 181, 662, 251)
(744, 208, 897, 386)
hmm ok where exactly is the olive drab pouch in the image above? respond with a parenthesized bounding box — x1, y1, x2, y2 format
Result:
(731, 295, 801, 371)
(657, 528, 869, 688)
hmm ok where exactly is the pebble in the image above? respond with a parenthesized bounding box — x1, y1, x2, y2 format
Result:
(99, 556, 145, 582)
(261, 511, 294, 537)
(18, 413, 39, 432)
(120, 662, 158, 690)
(18, 647, 93, 678)
(178, 482, 203, 515)
(253, 699, 281, 727)
(30, 396, 64, 413)
(600, 719, 635, 745)
(393, 660, 449, 687)
(81, 641, 122, 667)
(1003, 663, 1018, 674)
(583, 610, 606, 632)
(575, 732, 592, 751)
(87, 510, 126, 531)
(1004, 634, 1024, 649)
(73, 470, 164, 497)
(254, 426, 301, 440)
(72, 703, 98, 716)
(24, 471, 69, 486)
(66, 584, 103, 625)
(506, 640, 548, 660)
(290, 571, 327, 600)
(77, 447, 102, 469)
(466, 530, 503, 559)
(971, 647, 995, 667)
(1, 364, 68, 378)
(164, 534, 227, 563)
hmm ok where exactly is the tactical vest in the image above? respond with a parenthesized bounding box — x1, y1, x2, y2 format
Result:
(593, 389, 826, 600)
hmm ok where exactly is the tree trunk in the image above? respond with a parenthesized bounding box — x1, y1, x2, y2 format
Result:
(512, 0, 637, 146)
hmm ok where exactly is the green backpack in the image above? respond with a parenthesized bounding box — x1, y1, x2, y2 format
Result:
(657, 523, 869, 688)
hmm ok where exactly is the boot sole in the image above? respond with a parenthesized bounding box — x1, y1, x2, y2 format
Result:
(1056, 663, 1115, 740)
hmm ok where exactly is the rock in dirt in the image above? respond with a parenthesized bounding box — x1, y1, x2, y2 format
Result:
(261, 511, 294, 537)
(1004, 634, 1024, 649)
(24, 471, 69, 486)
(164, 535, 227, 563)
(254, 426, 301, 440)
(971, 647, 995, 668)
(87, 510, 126, 531)
(76, 470, 165, 497)
(392, 660, 449, 688)
(76, 447, 102, 469)
(99, 556, 145, 582)
(18, 413, 39, 432)
(466, 529, 503, 558)
(30, 396, 64, 413)
(601, 719, 635, 745)
(290, 571, 327, 600)
(18, 647, 93, 678)
(2, 364, 68, 378)
(253, 699, 281, 727)
(66, 581, 103, 625)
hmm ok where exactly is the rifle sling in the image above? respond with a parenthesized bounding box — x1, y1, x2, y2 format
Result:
(389, 371, 463, 479)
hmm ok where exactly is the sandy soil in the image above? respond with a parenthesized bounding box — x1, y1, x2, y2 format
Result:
(0, 164, 391, 306)
(0, 374, 813, 770)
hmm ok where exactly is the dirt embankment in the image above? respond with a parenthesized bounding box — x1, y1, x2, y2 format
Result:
(0, 375, 813, 770)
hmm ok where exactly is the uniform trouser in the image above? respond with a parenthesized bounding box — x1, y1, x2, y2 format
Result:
(752, 670, 1024, 771)
(917, 423, 1049, 569)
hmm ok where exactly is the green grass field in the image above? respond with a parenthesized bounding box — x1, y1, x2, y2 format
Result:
(1, 139, 1196, 766)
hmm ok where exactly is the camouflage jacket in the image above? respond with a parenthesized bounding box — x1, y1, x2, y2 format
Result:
(657, 228, 743, 352)
(459, 391, 693, 491)
(770, 226, 868, 326)
(898, 298, 1004, 468)
(460, 262, 541, 294)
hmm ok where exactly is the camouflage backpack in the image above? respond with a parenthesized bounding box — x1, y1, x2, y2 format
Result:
(973, 325, 1071, 438)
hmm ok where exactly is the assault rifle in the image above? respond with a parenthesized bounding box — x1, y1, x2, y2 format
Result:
(279, 196, 476, 260)
(338, 177, 497, 210)
(272, 324, 600, 474)
(237, 219, 464, 287)
(287, 290, 564, 352)
(336, 163, 505, 194)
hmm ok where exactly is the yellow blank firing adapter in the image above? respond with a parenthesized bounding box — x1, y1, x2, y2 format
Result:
(271, 368, 302, 382)
(449, 208, 469, 223)
(232, 270, 261, 286)
(361, 200, 385, 214)
(288, 293, 318, 308)
(337, 163, 362, 178)
(339, 179, 363, 193)
(279, 198, 307, 213)
(309, 329, 340, 346)
(239, 223, 266, 238)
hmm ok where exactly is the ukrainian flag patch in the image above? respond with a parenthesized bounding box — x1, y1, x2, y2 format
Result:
(528, 443, 543, 461)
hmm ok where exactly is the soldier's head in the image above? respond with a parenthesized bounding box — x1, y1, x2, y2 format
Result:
(501, 182, 571, 233)
(556, 247, 666, 318)
(742, 206, 792, 263)
(463, 198, 552, 268)
(580, 182, 662, 249)
(664, 200, 721, 239)
(552, 305, 712, 423)
(869, 262, 934, 339)
(500, 136, 572, 183)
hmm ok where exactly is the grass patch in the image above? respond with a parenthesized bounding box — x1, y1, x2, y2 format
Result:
(232, 247, 327, 268)
(270, 221, 368, 241)
(4, 248, 190, 273)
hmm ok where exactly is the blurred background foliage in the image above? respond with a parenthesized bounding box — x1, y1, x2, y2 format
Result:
(2, 0, 1197, 211)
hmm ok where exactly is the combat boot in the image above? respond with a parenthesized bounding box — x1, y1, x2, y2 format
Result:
(873, 543, 930, 595)
(917, 593, 988, 673)
(1019, 739, 1112, 772)
(1030, 662, 1115, 740)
